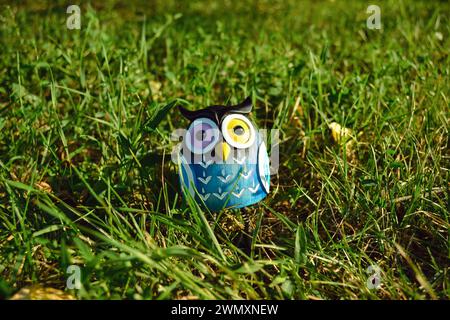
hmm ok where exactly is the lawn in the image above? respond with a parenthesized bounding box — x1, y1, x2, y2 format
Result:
(0, 0, 448, 299)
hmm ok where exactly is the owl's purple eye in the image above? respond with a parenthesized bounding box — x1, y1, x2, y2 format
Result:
(185, 118, 219, 154)
(196, 130, 206, 140)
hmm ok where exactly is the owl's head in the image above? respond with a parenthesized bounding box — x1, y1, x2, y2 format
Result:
(178, 97, 258, 163)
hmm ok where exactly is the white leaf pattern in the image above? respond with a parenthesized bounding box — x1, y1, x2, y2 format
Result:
(199, 194, 211, 201)
(218, 175, 233, 183)
(198, 176, 211, 185)
(199, 160, 213, 169)
(213, 191, 229, 200)
(240, 169, 253, 180)
(233, 156, 246, 164)
(248, 184, 260, 193)
(232, 189, 245, 198)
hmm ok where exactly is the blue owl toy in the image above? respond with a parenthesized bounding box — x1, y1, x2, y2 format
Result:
(177, 97, 270, 212)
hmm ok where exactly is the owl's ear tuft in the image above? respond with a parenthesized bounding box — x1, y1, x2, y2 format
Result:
(178, 105, 198, 121)
(231, 96, 253, 114)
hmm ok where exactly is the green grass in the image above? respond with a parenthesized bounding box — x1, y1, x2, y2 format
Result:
(0, 0, 449, 299)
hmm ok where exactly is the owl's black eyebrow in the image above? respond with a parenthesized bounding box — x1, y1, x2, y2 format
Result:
(178, 97, 252, 122)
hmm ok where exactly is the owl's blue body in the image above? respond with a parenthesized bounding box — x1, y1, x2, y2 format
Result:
(177, 97, 270, 212)
(179, 138, 270, 212)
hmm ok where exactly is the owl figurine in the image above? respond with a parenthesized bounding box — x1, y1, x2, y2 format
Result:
(177, 97, 270, 212)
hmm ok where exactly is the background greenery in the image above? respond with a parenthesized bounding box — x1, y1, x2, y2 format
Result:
(0, 0, 448, 299)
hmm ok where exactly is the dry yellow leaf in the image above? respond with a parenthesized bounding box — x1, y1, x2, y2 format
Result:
(10, 286, 76, 300)
(150, 80, 162, 100)
(35, 181, 52, 193)
(329, 122, 353, 144)
(328, 122, 356, 160)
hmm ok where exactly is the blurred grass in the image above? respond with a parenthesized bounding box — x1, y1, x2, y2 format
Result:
(0, 0, 449, 299)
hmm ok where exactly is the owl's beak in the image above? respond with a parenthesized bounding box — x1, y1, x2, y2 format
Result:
(222, 142, 231, 161)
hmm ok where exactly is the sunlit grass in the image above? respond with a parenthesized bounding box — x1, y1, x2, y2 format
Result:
(0, 0, 448, 299)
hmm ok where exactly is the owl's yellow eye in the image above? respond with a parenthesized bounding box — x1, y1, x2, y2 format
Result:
(227, 118, 250, 143)
(222, 114, 255, 149)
